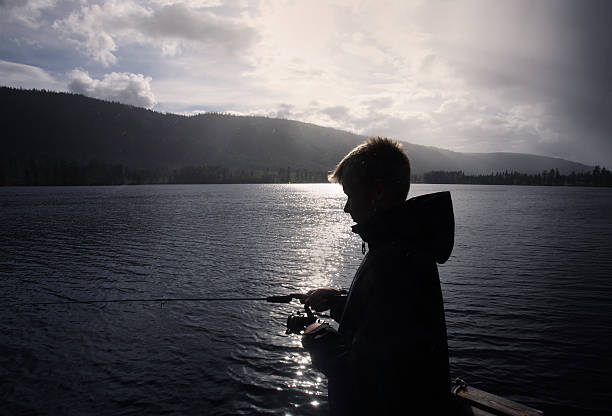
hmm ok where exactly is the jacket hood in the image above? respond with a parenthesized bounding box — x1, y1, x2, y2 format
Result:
(352, 191, 454, 264)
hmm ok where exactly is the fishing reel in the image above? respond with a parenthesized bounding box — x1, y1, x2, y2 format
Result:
(286, 304, 317, 334)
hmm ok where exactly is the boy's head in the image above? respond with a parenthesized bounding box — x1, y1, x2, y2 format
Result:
(329, 137, 411, 223)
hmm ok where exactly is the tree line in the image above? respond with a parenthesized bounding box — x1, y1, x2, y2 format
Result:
(0, 159, 329, 186)
(422, 167, 612, 187)
(2, 159, 611, 186)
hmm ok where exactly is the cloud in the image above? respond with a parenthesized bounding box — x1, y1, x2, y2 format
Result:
(3, 0, 612, 166)
(321, 105, 351, 122)
(85, 31, 118, 67)
(52, 1, 145, 66)
(273, 103, 294, 119)
(140, 3, 258, 52)
(67, 69, 156, 108)
(0, 59, 61, 89)
(550, 0, 612, 165)
(0, 0, 56, 27)
(52, 1, 258, 66)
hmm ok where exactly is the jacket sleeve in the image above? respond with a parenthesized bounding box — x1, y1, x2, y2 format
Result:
(329, 294, 347, 322)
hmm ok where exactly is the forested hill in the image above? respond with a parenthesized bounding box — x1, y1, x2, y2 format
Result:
(1, 87, 362, 173)
(1, 87, 593, 185)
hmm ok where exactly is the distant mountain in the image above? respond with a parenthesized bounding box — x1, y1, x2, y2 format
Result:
(399, 142, 592, 175)
(1, 87, 592, 184)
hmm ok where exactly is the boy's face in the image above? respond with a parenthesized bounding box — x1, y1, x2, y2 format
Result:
(342, 173, 379, 224)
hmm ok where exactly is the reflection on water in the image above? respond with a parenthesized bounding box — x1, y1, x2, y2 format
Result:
(1, 184, 612, 415)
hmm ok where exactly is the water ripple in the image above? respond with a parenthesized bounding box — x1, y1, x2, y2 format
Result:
(1, 184, 611, 415)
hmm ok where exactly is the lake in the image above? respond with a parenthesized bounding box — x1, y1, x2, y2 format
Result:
(1, 184, 611, 415)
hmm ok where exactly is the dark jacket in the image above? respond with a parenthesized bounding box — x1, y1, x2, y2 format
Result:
(305, 191, 454, 415)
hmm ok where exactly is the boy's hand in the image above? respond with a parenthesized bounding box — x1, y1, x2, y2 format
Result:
(302, 288, 343, 312)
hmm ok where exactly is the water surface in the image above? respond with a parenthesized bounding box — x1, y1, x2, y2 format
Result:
(1, 184, 611, 415)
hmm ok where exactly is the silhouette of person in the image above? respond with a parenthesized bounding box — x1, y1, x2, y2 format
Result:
(301, 137, 455, 415)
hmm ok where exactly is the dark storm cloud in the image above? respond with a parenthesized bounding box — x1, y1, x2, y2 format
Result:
(422, 0, 612, 165)
(553, 0, 612, 165)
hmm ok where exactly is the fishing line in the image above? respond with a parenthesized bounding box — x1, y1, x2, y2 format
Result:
(28, 293, 307, 306)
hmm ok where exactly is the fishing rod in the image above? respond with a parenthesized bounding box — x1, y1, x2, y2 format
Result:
(32, 293, 307, 306)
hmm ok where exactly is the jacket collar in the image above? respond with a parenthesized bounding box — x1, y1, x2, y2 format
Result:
(351, 191, 455, 264)
(351, 201, 406, 250)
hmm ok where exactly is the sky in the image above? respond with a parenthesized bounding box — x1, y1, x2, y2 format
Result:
(1, 0, 611, 167)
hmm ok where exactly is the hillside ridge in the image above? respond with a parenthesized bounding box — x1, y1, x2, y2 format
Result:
(1, 87, 593, 182)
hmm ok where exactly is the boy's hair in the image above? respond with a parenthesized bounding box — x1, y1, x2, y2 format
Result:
(329, 137, 411, 200)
